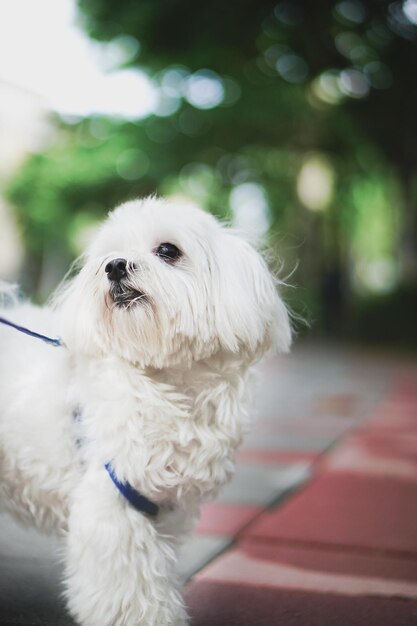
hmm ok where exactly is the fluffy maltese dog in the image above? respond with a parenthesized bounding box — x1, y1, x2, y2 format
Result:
(0, 197, 291, 626)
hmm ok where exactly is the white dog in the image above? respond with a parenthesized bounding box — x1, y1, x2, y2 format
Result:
(0, 197, 291, 626)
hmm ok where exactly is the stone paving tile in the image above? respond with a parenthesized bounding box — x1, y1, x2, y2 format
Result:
(362, 413, 417, 436)
(178, 534, 231, 582)
(196, 503, 261, 537)
(237, 449, 319, 465)
(311, 392, 359, 417)
(185, 580, 417, 626)
(242, 472, 417, 557)
(255, 416, 359, 436)
(0, 513, 61, 560)
(323, 431, 417, 481)
(242, 430, 337, 452)
(0, 514, 74, 626)
(195, 541, 417, 596)
(216, 462, 311, 505)
(256, 345, 393, 421)
(0, 557, 74, 626)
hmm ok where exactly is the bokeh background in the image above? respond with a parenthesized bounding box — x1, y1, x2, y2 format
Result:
(1, 0, 417, 347)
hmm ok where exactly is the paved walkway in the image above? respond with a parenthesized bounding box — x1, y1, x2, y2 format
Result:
(186, 343, 417, 625)
(1, 342, 417, 625)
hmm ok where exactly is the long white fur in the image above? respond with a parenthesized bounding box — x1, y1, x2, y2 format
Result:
(0, 197, 291, 626)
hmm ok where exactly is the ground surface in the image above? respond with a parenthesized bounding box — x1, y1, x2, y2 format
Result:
(1, 342, 417, 625)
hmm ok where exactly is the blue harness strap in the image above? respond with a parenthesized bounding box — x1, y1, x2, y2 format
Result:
(105, 463, 159, 517)
(0, 313, 160, 519)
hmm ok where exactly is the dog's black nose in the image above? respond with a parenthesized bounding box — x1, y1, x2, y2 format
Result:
(105, 258, 127, 282)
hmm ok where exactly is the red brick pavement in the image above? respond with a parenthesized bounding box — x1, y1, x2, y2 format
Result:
(187, 364, 417, 625)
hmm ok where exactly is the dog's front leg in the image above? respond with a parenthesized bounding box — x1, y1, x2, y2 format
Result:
(64, 465, 188, 626)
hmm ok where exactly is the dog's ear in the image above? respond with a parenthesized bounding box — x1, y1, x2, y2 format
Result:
(211, 232, 291, 359)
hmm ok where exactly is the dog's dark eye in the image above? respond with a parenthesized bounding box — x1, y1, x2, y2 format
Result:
(155, 243, 182, 263)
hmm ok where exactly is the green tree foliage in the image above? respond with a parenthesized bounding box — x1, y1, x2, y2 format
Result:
(7, 0, 417, 337)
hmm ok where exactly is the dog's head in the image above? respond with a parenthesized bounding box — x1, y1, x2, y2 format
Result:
(57, 197, 291, 367)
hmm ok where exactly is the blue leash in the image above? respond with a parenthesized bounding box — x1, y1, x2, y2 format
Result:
(0, 316, 63, 347)
(0, 314, 159, 518)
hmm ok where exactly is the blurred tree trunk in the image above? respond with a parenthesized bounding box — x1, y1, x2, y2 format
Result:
(399, 173, 417, 284)
(320, 204, 345, 335)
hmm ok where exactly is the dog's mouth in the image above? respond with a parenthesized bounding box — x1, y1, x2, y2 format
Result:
(110, 283, 147, 308)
